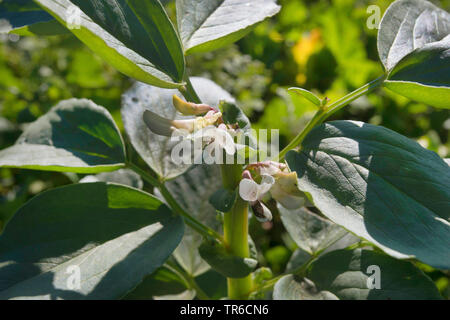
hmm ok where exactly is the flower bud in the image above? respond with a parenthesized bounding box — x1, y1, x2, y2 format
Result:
(173, 95, 214, 115)
(270, 171, 306, 209)
(251, 200, 273, 222)
(143, 110, 222, 137)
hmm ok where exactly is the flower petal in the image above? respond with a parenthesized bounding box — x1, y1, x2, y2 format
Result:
(239, 178, 259, 202)
(258, 174, 275, 197)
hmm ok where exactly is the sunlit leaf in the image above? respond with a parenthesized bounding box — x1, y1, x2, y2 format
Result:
(176, 0, 280, 54)
(0, 99, 126, 173)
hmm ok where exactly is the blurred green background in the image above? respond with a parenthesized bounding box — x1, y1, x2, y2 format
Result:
(0, 0, 449, 298)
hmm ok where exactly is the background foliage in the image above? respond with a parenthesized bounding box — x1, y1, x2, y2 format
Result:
(0, 0, 449, 298)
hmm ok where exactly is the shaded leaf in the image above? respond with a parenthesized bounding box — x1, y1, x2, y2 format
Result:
(123, 266, 192, 300)
(165, 164, 222, 277)
(209, 187, 237, 213)
(279, 205, 355, 256)
(0, 182, 184, 299)
(286, 121, 450, 269)
(199, 241, 257, 278)
(275, 249, 442, 300)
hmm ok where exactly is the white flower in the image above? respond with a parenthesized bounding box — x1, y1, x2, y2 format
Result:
(239, 170, 275, 222)
(239, 162, 307, 214)
(239, 174, 275, 202)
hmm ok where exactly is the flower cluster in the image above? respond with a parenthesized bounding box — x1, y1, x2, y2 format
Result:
(239, 161, 306, 222)
(143, 95, 243, 164)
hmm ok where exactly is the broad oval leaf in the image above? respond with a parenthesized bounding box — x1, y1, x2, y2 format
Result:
(0, 182, 184, 300)
(278, 205, 358, 256)
(35, 0, 185, 88)
(384, 36, 450, 109)
(274, 249, 442, 300)
(0, 99, 126, 173)
(0, 0, 68, 36)
(286, 121, 450, 269)
(165, 164, 223, 277)
(377, 0, 450, 72)
(176, 0, 280, 54)
(121, 77, 234, 179)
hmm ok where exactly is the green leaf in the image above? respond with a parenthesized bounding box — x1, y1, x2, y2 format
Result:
(199, 241, 258, 278)
(209, 187, 237, 213)
(80, 169, 143, 189)
(34, 0, 185, 88)
(286, 121, 450, 269)
(377, 0, 450, 72)
(0, 182, 184, 299)
(288, 87, 322, 107)
(123, 266, 193, 300)
(0, 0, 68, 36)
(121, 77, 234, 179)
(220, 101, 251, 131)
(176, 0, 280, 54)
(278, 205, 358, 256)
(195, 269, 227, 299)
(384, 36, 450, 109)
(164, 164, 223, 277)
(0, 99, 126, 173)
(274, 249, 442, 300)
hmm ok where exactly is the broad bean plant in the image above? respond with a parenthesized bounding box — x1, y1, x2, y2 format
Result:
(0, 0, 449, 300)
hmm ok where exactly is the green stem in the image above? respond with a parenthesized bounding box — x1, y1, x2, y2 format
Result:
(277, 76, 385, 161)
(179, 78, 253, 299)
(277, 108, 325, 161)
(179, 75, 202, 104)
(128, 162, 223, 243)
(221, 164, 253, 299)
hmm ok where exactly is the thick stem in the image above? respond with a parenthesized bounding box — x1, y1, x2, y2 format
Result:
(277, 76, 385, 161)
(221, 164, 253, 299)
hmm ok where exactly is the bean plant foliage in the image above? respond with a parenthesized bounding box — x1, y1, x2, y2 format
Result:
(0, 0, 449, 300)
